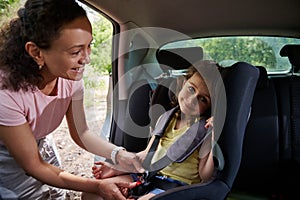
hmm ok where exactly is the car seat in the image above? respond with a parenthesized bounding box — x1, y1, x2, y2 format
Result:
(280, 44, 300, 73)
(150, 62, 260, 200)
(231, 66, 280, 197)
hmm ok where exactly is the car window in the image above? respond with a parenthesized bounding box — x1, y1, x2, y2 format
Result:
(161, 36, 300, 74)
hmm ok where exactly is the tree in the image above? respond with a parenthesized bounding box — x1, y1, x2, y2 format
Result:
(90, 17, 113, 75)
(0, 0, 21, 25)
(83, 13, 113, 89)
(198, 37, 277, 69)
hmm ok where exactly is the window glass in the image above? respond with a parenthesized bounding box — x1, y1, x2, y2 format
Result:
(162, 36, 300, 74)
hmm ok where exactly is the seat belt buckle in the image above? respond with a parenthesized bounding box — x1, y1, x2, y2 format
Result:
(129, 170, 152, 198)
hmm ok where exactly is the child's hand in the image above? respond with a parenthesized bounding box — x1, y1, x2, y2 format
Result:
(205, 117, 213, 129)
(92, 161, 121, 179)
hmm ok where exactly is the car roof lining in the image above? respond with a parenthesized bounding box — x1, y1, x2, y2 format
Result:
(81, 0, 300, 39)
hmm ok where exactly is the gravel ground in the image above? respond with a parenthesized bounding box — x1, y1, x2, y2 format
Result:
(52, 78, 109, 199)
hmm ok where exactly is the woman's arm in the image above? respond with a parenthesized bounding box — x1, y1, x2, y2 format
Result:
(92, 135, 157, 179)
(0, 123, 134, 199)
(66, 99, 143, 173)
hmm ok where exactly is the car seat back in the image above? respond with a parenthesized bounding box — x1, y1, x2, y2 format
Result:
(233, 66, 280, 195)
(229, 45, 300, 199)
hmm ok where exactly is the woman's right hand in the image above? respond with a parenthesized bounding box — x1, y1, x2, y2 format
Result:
(115, 150, 145, 174)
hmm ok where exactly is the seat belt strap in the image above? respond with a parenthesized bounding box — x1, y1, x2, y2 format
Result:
(142, 134, 173, 180)
(142, 135, 161, 170)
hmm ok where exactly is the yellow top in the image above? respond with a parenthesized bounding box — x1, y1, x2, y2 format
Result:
(151, 116, 201, 185)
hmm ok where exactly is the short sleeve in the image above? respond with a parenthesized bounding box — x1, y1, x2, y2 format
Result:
(0, 90, 26, 126)
(71, 79, 84, 101)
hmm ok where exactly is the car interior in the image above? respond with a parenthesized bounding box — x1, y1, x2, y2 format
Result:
(80, 0, 300, 199)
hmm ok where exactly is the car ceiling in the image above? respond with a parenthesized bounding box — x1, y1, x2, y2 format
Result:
(82, 0, 300, 39)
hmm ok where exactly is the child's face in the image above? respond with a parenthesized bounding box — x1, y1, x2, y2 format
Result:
(178, 73, 211, 117)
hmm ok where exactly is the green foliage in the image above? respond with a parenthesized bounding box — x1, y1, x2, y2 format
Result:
(0, 0, 22, 25)
(197, 37, 277, 69)
(0, 0, 15, 11)
(0, 0, 18, 15)
(75, 2, 113, 90)
(83, 14, 113, 90)
(90, 17, 113, 75)
(164, 36, 300, 72)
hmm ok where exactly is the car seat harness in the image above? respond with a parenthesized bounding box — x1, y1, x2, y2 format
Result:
(129, 107, 210, 198)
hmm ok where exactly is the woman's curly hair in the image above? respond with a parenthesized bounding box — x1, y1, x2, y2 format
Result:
(0, 0, 87, 91)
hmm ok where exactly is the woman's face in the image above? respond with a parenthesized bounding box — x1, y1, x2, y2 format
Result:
(41, 16, 93, 81)
(178, 73, 211, 118)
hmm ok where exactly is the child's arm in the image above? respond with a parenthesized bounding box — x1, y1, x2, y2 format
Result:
(198, 116, 215, 182)
(135, 135, 156, 162)
(93, 161, 126, 179)
(198, 149, 214, 182)
(205, 117, 213, 129)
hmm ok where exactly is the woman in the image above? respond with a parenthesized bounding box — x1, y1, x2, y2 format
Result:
(0, 0, 142, 199)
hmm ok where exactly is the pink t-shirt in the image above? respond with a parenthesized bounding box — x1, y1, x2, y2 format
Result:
(0, 78, 84, 140)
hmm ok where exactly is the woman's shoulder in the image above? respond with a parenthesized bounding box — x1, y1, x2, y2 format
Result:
(0, 86, 29, 100)
(57, 78, 83, 91)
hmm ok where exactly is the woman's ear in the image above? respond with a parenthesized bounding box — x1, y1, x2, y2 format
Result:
(25, 42, 44, 66)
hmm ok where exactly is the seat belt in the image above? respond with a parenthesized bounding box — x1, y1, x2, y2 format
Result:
(142, 135, 172, 180)
(129, 125, 220, 198)
(143, 126, 213, 182)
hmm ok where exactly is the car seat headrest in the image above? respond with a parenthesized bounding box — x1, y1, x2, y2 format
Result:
(280, 44, 300, 73)
(156, 47, 203, 70)
(255, 66, 269, 89)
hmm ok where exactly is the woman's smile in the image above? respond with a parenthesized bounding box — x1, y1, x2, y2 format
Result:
(71, 67, 85, 73)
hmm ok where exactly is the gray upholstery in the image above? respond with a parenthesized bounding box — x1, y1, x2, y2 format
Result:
(233, 66, 280, 195)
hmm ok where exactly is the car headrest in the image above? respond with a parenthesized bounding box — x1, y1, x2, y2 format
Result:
(156, 47, 203, 70)
(280, 44, 300, 72)
(255, 66, 269, 89)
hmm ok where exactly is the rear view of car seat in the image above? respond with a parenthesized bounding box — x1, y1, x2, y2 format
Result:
(227, 45, 300, 199)
(272, 44, 300, 198)
(231, 66, 280, 197)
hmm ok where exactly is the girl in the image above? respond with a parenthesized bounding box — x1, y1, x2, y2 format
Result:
(92, 60, 219, 199)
